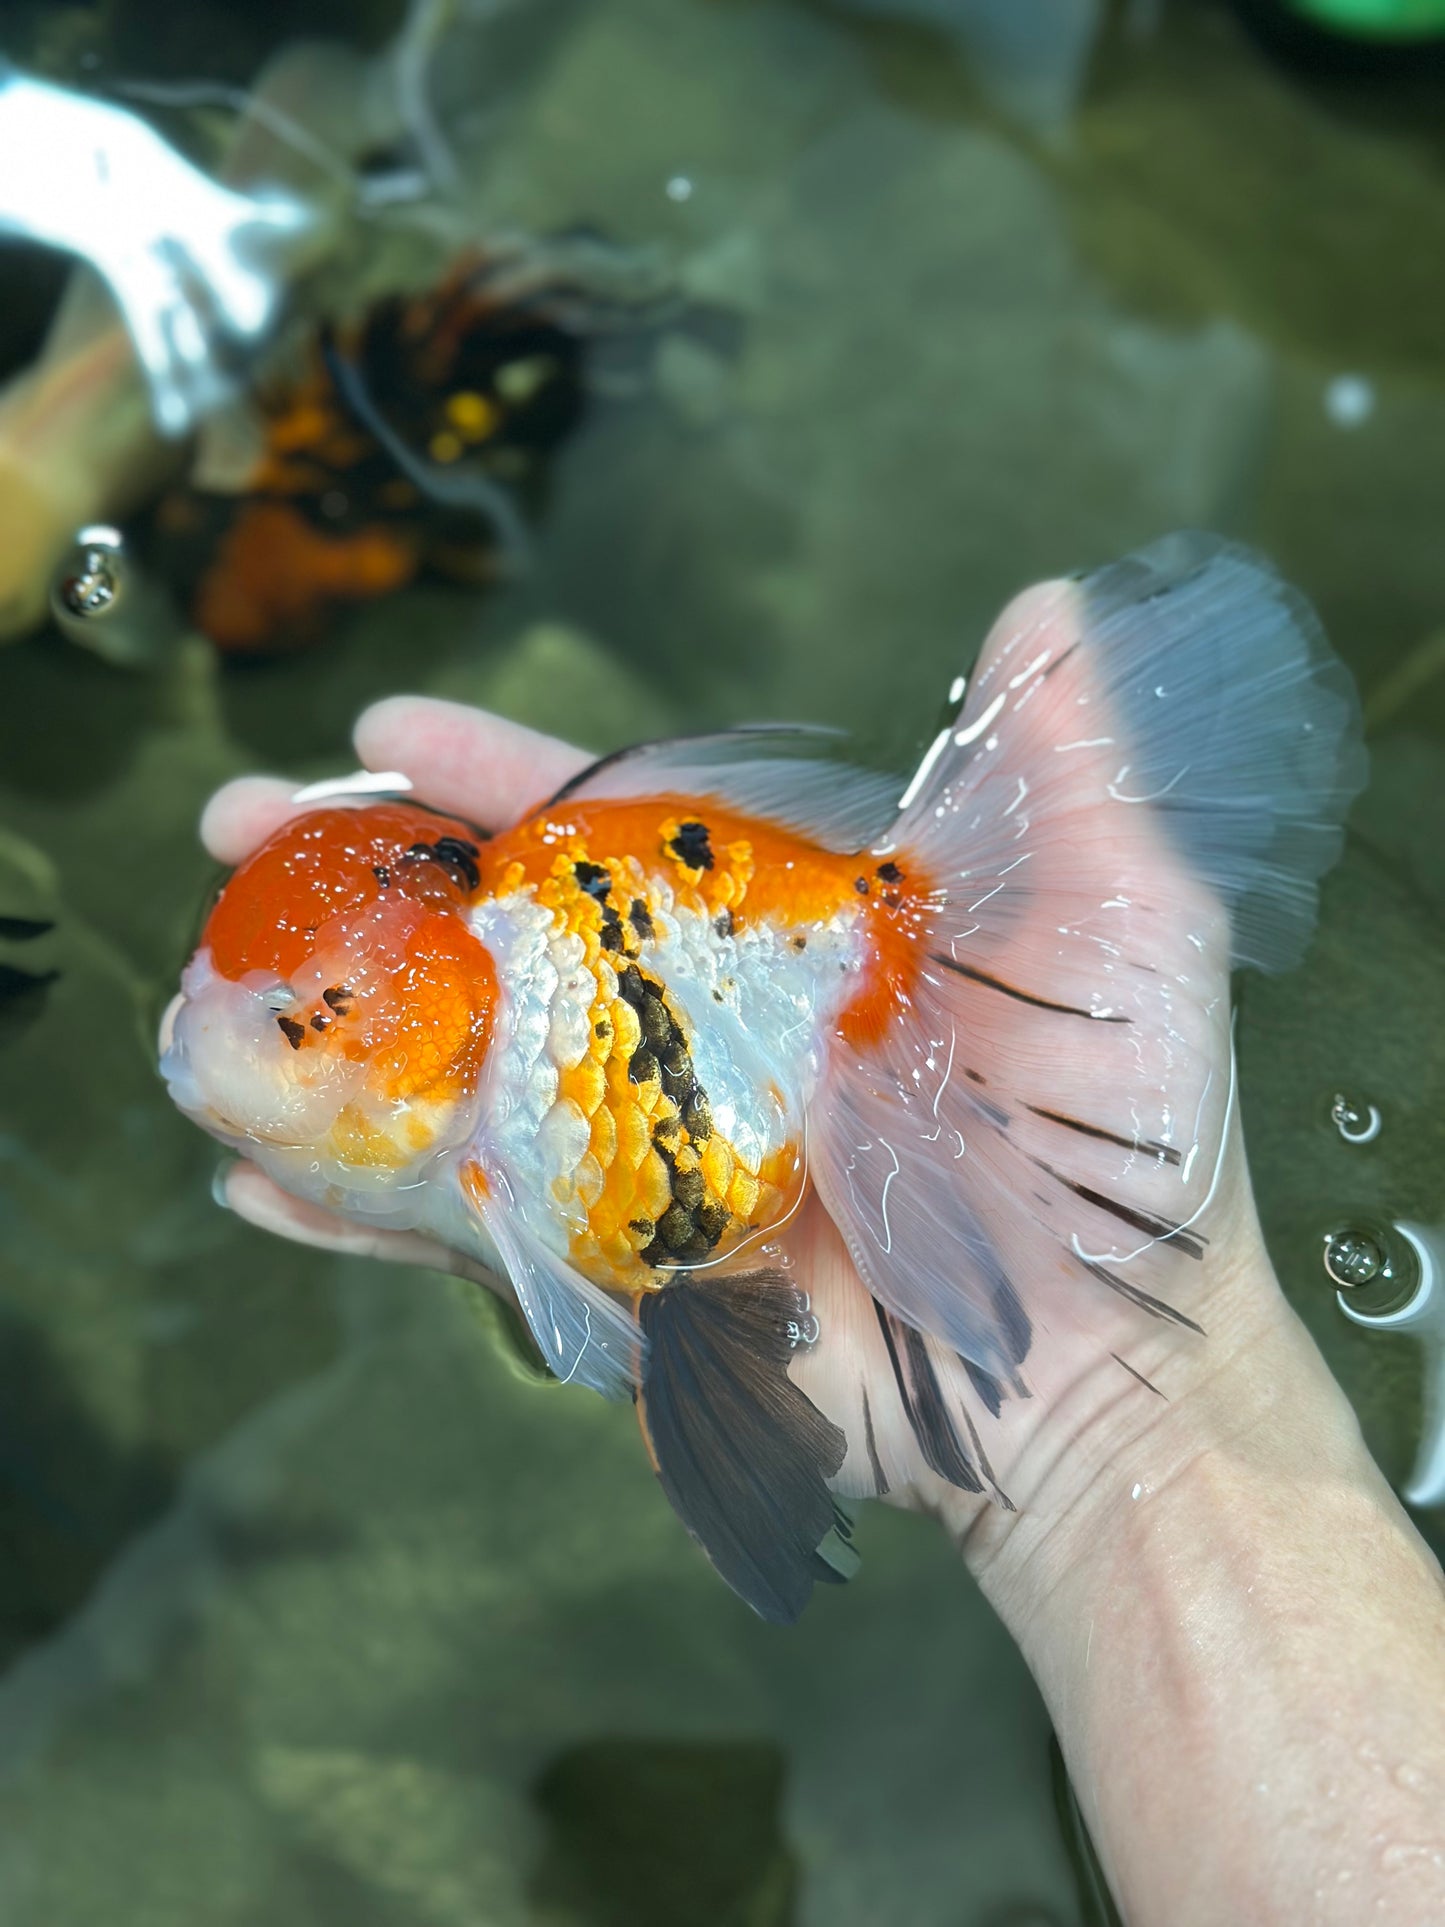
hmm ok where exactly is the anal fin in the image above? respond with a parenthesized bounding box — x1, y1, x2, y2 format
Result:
(636, 1270, 850, 1624)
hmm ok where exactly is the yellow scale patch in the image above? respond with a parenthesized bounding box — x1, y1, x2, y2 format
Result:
(493, 834, 795, 1292)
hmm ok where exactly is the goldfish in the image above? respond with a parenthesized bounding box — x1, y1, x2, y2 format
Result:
(147, 238, 679, 654)
(161, 535, 1365, 1620)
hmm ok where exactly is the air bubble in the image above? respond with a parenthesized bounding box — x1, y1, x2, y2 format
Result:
(1324, 1228, 1387, 1289)
(1330, 1091, 1382, 1145)
(49, 522, 177, 666)
(55, 526, 123, 619)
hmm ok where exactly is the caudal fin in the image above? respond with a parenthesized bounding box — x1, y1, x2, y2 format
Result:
(807, 533, 1365, 1397)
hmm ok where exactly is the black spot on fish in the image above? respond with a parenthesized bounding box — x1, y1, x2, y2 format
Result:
(309, 1014, 329, 1033)
(673, 1167, 706, 1213)
(639, 992, 671, 1048)
(322, 985, 353, 1013)
(853, 876, 870, 895)
(668, 820, 713, 871)
(617, 965, 646, 1008)
(713, 908, 735, 939)
(405, 837, 480, 893)
(696, 1200, 730, 1244)
(372, 864, 392, 887)
(433, 836, 481, 891)
(876, 860, 903, 885)
(573, 860, 611, 900)
(628, 1217, 655, 1240)
(650, 1203, 705, 1263)
(791, 934, 806, 951)
(598, 903, 626, 953)
(595, 1018, 611, 1039)
(277, 1015, 306, 1050)
(629, 899, 654, 941)
(629, 1048, 659, 1086)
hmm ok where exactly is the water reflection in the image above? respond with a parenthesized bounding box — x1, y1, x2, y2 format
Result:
(1338, 1220, 1445, 1509)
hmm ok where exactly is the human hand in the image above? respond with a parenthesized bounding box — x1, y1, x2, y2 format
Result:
(184, 617, 1445, 1926)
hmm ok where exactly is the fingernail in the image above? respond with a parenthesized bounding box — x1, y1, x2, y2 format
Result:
(291, 769, 413, 803)
(211, 1158, 237, 1209)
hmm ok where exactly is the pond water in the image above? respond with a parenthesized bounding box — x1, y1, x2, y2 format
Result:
(0, 3, 1442, 1922)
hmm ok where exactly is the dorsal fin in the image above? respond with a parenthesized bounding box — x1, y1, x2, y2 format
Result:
(547, 725, 901, 854)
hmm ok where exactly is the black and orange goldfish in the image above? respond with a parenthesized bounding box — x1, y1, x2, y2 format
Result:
(161, 536, 1365, 1618)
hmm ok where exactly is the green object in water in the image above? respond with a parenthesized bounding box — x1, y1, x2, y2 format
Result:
(1286, 0, 1445, 38)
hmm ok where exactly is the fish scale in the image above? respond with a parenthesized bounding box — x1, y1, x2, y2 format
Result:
(473, 833, 833, 1290)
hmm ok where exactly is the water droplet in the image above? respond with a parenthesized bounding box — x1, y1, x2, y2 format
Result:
(785, 1311, 820, 1350)
(53, 524, 126, 620)
(1330, 1091, 1382, 1145)
(1378, 1841, 1445, 1875)
(1325, 1229, 1386, 1289)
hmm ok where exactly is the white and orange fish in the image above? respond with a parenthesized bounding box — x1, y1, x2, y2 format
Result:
(161, 535, 1365, 1619)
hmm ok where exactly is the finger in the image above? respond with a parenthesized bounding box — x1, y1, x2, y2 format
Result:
(218, 1160, 508, 1298)
(200, 768, 424, 865)
(354, 695, 591, 828)
(200, 774, 304, 864)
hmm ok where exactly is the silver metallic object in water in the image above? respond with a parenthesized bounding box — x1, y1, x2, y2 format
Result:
(0, 63, 309, 436)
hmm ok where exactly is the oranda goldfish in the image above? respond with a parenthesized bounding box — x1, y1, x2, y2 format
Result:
(161, 535, 1365, 1620)
(149, 239, 675, 654)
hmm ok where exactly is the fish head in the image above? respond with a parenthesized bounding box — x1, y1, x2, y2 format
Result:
(161, 803, 497, 1219)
